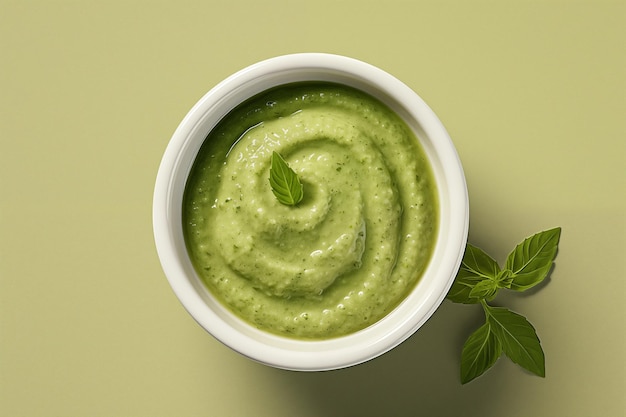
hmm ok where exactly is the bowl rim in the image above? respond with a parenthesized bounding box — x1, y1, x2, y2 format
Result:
(153, 52, 469, 371)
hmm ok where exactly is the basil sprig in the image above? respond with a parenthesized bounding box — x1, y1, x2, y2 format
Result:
(447, 227, 561, 384)
(269, 151, 303, 206)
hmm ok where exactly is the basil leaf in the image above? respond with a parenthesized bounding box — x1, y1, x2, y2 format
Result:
(269, 151, 304, 206)
(485, 305, 545, 377)
(469, 278, 498, 300)
(460, 322, 502, 384)
(505, 227, 561, 291)
(447, 244, 501, 304)
(446, 269, 484, 304)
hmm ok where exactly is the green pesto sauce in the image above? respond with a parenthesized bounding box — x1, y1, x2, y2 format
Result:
(183, 82, 438, 339)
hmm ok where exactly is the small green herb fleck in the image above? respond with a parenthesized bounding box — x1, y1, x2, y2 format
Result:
(269, 151, 303, 206)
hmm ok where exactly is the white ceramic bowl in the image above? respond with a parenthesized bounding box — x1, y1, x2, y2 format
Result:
(153, 53, 468, 371)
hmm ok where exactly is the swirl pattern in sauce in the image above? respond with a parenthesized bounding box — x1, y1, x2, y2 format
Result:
(183, 83, 438, 339)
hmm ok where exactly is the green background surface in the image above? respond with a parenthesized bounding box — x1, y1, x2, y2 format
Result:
(1, 1, 624, 416)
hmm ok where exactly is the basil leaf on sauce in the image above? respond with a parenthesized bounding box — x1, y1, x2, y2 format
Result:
(269, 151, 303, 206)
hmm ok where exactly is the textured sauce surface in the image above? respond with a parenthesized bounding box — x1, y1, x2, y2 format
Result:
(183, 82, 438, 339)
